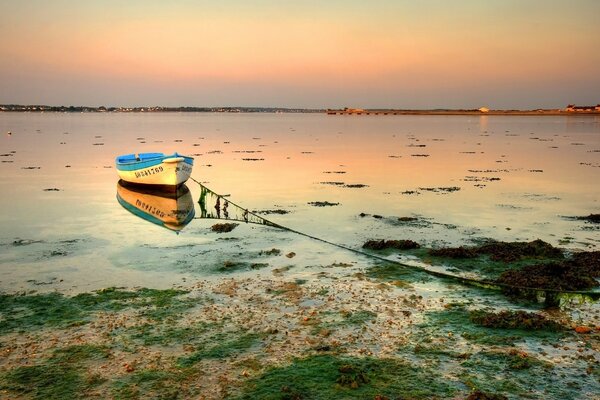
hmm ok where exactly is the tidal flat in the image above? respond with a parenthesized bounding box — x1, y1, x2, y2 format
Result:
(0, 113, 599, 399)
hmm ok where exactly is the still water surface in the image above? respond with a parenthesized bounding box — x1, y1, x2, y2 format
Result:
(0, 113, 598, 293)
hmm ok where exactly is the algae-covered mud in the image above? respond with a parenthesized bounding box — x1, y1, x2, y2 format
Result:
(1, 113, 599, 399)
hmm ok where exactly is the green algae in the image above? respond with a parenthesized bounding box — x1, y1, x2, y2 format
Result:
(409, 307, 599, 399)
(0, 345, 109, 400)
(366, 258, 431, 284)
(457, 350, 571, 398)
(0, 288, 194, 333)
(177, 332, 262, 367)
(112, 369, 196, 400)
(124, 321, 221, 347)
(418, 306, 565, 347)
(310, 309, 377, 336)
(233, 354, 456, 399)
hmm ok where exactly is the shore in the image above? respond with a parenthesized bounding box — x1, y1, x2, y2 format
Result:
(1, 238, 598, 399)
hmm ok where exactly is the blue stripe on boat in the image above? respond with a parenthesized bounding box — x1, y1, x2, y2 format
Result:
(115, 152, 194, 172)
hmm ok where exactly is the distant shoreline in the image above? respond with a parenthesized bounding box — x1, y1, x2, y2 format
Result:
(1, 104, 599, 116)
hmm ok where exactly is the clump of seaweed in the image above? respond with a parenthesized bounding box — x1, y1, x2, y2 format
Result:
(362, 240, 420, 250)
(576, 214, 600, 223)
(428, 239, 563, 262)
(398, 217, 419, 222)
(469, 310, 564, 331)
(476, 239, 563, 262)
(429, 246, 478, 259)
(496, 251, 600, 291)
(308, 201, 339, 207)
(211, 223, 239, 233)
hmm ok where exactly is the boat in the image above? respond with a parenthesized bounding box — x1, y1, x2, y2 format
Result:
(116, 180, 195, 231)
(115, 152, 194, 187)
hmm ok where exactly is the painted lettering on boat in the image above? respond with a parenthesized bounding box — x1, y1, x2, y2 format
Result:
(176, 163, 192, 173)
(135, 199, 166, 218)
(135, 165, 164, 179)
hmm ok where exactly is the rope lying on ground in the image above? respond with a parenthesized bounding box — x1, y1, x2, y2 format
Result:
(190, 177, 599, 302)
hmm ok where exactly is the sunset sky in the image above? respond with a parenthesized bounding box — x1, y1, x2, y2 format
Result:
(1, 0, 599, 108)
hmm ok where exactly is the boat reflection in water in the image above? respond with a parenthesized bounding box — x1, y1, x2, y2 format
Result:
(116, 180, 195, 232)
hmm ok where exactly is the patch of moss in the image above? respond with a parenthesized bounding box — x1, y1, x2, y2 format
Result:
(233, 355, 456, 399)
(0, 344, 109, 400)
(0, 288, 193, 333)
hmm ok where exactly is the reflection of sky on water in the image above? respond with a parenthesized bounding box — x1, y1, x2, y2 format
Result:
(0, 113, 598, 292)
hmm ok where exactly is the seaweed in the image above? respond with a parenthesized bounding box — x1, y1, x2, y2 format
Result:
(362, 240, 420, 250)
(125, 321, 219, 346)
(111, 368, 196, 400)
(177, 332, 262, 367)
(211, 223, 239, 233)
(0, 345, 109, 399)
(0, 288, 193, 333)
(469, 310, 564, 331)
(577, 214, 600, 223)
(476, 239, 563, 262)
(429, 246, 478, 259)
(308, 201, 339, 207)
(464, 390, 508, 400)
(430, 240, 563, 263)
(234, 355, 456, 399)
(496, 251, 600, 292)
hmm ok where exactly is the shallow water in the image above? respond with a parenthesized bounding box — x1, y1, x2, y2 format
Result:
(0, 112, 599, 292)
(2, 113, 600, 400)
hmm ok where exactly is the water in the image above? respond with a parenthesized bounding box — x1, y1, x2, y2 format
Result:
(0, 113, 599, 293)
(2, 112, 600, 399)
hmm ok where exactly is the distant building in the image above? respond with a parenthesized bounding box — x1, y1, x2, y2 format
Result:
(344, 107, 365, 114)
(566, 104, 597, 112)
(478, 107, 489, 113)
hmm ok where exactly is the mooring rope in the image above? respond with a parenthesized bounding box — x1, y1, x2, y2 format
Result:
(189, 177, 599, 301)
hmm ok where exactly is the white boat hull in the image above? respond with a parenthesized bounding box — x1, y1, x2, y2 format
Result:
(117, 157, 193, 186)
